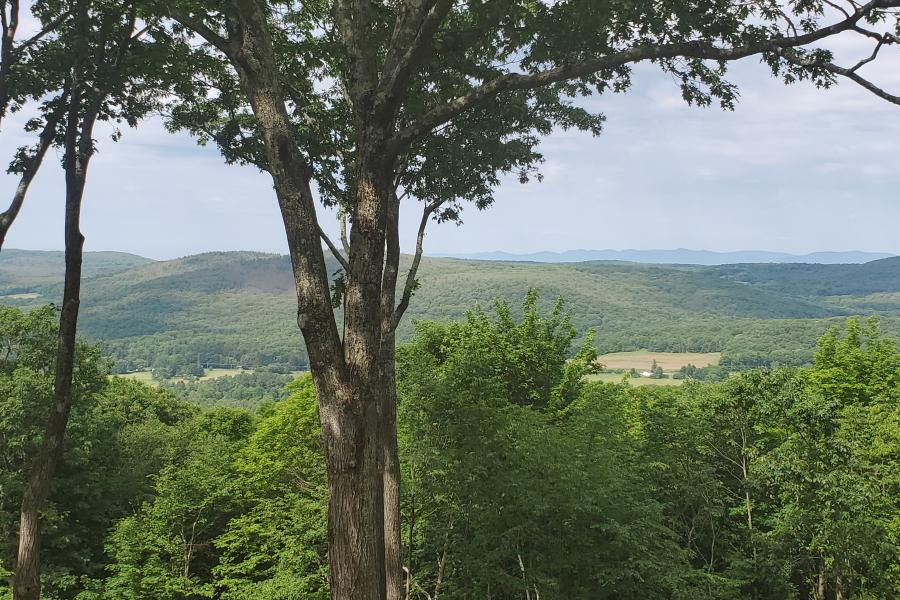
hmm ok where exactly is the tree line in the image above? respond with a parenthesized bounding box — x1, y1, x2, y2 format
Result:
(2, 297, 898, 599)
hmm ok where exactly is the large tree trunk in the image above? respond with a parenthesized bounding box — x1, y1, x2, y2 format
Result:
(221, 3, 393, 598)
(12, 62, 96, 600)
(319, 377, 388, 600)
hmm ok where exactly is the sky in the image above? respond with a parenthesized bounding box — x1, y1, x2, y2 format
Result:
(2, 32, 899, 260)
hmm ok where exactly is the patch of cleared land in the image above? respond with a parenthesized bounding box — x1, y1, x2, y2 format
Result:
(117, 371, 156, 383)
(0, 292, 41, 300)
(585, 372, 684, 387)
(598, 351, 721, 371)
(115, 368, 306, 387)
(195, 368, 247, 381)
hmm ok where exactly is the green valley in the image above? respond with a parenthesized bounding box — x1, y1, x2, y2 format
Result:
(2, 250, 898, 376)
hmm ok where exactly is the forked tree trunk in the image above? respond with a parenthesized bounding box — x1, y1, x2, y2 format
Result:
(12, 59, 96, 600)
(176, 3, 412, 597)
(219, 3, 393, 598)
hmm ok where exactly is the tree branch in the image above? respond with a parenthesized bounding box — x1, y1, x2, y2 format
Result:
(167, 7, 235, 57)
(11, 8, 72, 57)
(332, 0, 377, 111)
(319, 224, 351, 272)
(0, 91, 68, 250)
(339, 208, 350, 255)
(390, 0, 897, 151)
(779, 47, 900, 105)
(391, 199, 441, 330)
(376, 0, 454, 117)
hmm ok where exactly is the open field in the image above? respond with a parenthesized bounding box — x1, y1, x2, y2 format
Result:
(117, 367, 248, 385)
(585, 372, 684, 387)
(195, 368, 248, 380)
(117, 371, 156, 383)
(597, 350, 721, 371)
(0, 292, 41, 300)
(116, 368, 307, 386)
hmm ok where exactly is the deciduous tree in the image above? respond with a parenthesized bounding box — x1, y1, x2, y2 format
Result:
(154, 1, 900, 597)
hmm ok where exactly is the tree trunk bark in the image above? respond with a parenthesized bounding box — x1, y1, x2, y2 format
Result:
(319, 378, 387, 600)
(12, 57, 95, 600)
(813, 558, 827, 600)
(835, 560, 851, 600)
(381, 345, 403, 600)
(221, 3, 391, 598)
(380, 192, 403, 600)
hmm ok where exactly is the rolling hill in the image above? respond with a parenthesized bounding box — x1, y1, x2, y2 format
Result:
(0, 249, 152, 289)
(438, 249, 896, 264)
(1, 250, 899, 373)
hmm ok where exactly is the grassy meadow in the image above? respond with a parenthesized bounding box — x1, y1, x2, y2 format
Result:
(597, 350, 721, 371)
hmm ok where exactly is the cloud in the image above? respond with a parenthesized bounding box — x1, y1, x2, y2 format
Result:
(2, 48, 899, 259)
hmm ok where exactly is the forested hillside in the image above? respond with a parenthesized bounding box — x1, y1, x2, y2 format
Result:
(2, 299, 897, 599)
(2, 251, 899, 373)
(0, 250, 152, 289)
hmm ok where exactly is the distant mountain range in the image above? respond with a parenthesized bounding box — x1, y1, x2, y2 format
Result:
(2, 249, 900, 375)
(434, 249, 896, 265)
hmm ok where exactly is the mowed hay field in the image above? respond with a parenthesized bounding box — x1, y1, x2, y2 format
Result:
(585, 372, 685, 387)
(598, 351, 721, 371)
(117, 367, 248, 386)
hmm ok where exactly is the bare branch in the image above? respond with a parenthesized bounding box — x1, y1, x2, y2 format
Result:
(850, 35, 885, 71)
(391, 199, 441, 330)
(390, 0, 898, 151)
(822, 0, 852, 18)
(779, 47, 900, 105)
(319, 224, 350, 272)
(0, 91, 68, 250)
(11, 8, 72, 57)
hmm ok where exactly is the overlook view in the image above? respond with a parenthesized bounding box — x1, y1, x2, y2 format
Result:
(1, 0, 899, 599)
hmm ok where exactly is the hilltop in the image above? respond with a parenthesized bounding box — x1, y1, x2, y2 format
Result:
(0, 249, 152, 289)
(1, 250, 898, 373)
(438, 248, 896, 265)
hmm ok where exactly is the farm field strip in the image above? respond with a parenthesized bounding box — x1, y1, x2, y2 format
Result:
(597, 350, 721, 371)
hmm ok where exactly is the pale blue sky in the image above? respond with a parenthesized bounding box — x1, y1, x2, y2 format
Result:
(2, 43, 899, 260)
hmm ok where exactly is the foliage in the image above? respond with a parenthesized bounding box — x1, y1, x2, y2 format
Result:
(396, 295, 691, 598)
(157, 371, 297, 410)
(1, 298, 898, 599)
(0, 306, 194, 600)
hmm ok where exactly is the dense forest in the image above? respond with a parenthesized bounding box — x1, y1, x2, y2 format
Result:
(1, 295, 897, 599)
(2, 251, 899, 375)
